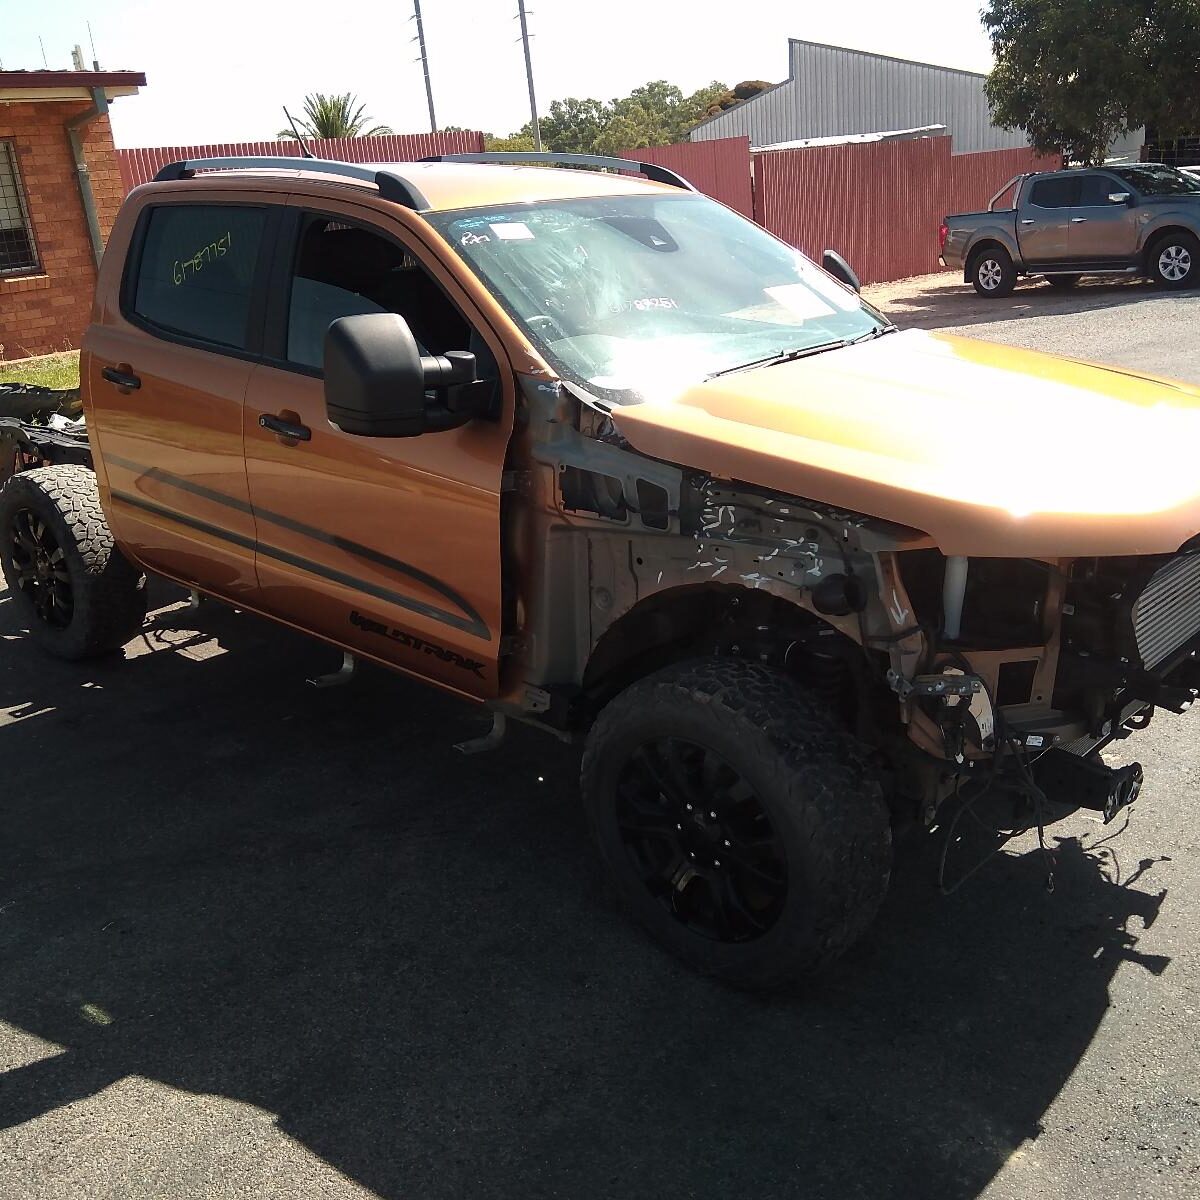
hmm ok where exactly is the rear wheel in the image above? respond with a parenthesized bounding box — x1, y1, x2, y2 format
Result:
(969, 247, 1017, 297)
(0, 465, 146, 659)
(1148, 232, 1199, 289)
(1045, 274, 1081, 289)
(581, 659, 892, 989)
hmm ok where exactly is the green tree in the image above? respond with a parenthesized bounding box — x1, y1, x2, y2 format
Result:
(276, 92, 394, 140)
(520, 96, 612, 153)
(983, 0, 1200, 164)
(483, 132, 538, 151)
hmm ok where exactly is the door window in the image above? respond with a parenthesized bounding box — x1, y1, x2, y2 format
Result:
(1076, 174, 1122, 207)
(1027, 178, 1079, 209)
(130, 205, 267, 349)
(284, 215, 480, 371)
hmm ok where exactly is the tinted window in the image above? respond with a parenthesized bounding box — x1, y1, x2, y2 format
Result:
(1028, 178, 1078, 209)
(1111, 164, 1200, 196)
(285, 216, 471, 370)
(1077, 174, 1123, 206)
(132, 205, 266, 349)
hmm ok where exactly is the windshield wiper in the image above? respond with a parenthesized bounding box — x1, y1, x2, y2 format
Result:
(705, 326, 894, 380)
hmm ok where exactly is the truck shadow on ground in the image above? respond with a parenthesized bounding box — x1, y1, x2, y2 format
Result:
(872, 276, 1187, 333)
(0, 581, 1171, 1199)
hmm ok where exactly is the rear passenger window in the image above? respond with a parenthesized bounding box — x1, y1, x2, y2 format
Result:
(1027, 178, 1078, 209)
(131, 205, 266, 349)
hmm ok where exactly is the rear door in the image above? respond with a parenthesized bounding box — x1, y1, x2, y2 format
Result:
(1017, 176, 1079, 263)
(83, 192, 278, 598)
(1068, 173, 1140, 262)
(241, 196, 514, 699)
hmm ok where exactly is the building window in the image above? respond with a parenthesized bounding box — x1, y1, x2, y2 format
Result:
(0, 141, 39, 275)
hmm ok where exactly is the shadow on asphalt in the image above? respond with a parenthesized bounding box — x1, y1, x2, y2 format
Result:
(876, 276, 1180, 333)
(0, 580, 1172, 1199)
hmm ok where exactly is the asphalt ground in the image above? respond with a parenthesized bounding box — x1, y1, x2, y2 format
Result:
(2, 276, 1200, 1199)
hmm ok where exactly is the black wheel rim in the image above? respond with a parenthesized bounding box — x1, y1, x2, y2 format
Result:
(615, 737, 788, 943)
(8, 506, 73, 629)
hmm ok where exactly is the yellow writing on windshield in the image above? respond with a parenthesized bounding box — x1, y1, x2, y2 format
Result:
(172, 232, 231, 285)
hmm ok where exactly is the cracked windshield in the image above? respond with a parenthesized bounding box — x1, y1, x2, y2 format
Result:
(432, 194, 887, 402)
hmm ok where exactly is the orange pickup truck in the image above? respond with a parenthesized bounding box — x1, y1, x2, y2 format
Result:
(3, 152, 1199, 988)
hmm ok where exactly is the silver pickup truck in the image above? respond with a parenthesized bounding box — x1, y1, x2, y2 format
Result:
(940, 163, 1200, 297)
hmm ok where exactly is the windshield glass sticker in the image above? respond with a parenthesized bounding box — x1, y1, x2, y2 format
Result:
(764, 284, 837, 321)
(491, 222, 535, 241)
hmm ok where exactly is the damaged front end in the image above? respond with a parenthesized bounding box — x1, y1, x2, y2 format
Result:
(505, 373, 1197, 849)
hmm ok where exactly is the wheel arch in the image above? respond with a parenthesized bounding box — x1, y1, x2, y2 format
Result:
(580, 581, 855, 719)
(964, 237, 1015, 281)
(1142, 223, 1198, 266)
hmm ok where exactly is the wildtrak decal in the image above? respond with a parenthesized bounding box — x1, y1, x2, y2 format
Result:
(350, 610, 486, 678)
(173, 232, 231, 285)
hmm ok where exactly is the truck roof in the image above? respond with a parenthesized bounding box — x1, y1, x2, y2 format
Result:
(147, 155, 684, 214)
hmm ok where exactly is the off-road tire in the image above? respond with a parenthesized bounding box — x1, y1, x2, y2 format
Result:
(1148, 231, 1199, 290)
(969, 247, 1017, 298)
(0, 465, 146, 659)
(1045, 274, 1081, 290)
(581, 658, 892, 990)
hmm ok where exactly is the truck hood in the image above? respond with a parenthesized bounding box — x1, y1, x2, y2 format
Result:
(608, 330, 1200, 557)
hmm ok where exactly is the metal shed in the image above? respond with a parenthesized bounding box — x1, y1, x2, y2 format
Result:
(689, 39, 1030, 155)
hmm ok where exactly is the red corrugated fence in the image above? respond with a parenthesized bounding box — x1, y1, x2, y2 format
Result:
(623, 137, 754, 218)
(752, 139, 1060, 284)
(117, 130, 486, 192)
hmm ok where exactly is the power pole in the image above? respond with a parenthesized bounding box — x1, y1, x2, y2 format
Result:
(413, 0, 437, 133)
(517, 1, 542, 150)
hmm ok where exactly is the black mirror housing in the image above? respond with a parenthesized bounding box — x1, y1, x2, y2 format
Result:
(324, 313, 489, 438)
(821, 249, 862, 293)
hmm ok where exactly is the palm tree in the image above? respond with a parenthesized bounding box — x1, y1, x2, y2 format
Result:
(276, 93, 394, 140)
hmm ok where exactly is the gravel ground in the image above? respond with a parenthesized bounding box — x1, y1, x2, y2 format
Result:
(2, 281, 1199, 1199)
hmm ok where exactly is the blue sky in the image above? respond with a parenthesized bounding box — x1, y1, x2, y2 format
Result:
(1, 0, 996, 147)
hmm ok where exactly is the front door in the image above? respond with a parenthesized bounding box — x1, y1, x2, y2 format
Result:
(83, 194, 277, 598)
(241, 198, 514, 699)
(1068, 173, 1140, 262)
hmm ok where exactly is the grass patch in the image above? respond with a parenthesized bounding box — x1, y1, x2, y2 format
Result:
(0, 350, 81, 391)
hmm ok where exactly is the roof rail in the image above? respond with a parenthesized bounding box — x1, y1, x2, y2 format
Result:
(419, 151, 696, 192)
(152, 156, 430, 210)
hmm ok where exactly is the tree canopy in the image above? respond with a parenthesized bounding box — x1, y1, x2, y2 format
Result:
(276, 93, 394, 140)
(485, 78, 772, 154)
(983, 0, 1200, 164)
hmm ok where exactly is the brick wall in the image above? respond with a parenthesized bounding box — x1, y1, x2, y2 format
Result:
(0, 101, 122, 359)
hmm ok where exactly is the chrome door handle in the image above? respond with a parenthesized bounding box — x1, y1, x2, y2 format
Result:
(1071, 217, 1088, 223)
(1019, 219, 1035, 225)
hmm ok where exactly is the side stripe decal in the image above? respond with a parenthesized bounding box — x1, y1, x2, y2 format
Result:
(108, 461, 490, 640)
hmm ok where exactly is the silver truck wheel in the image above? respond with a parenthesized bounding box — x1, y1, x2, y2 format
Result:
(969, 248, 1016, 298)
(1151, 234, 1198, 289)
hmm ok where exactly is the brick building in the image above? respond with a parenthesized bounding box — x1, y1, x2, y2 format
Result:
(0, 71, 145, 359)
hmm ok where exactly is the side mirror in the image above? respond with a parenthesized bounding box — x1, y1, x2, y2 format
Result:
(1108, 191, 1134, 205)
(323, 313, 490, 438)
(821, 249, 862, 293)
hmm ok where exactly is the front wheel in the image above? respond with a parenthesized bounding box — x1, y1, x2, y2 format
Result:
(969, 247, 1017, 297)
(1148, 232, 1199, 289)
(581, 659, 892, 989)
(0, 465, 146, 659)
